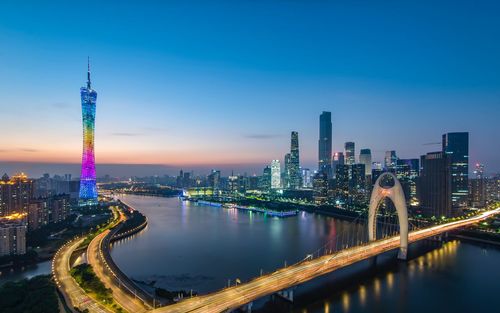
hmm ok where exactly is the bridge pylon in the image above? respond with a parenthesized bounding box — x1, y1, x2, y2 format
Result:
(368, 172, 409, 260)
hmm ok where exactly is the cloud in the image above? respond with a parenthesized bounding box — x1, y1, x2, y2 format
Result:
(111, 132, 143, 137)
(19, 148, 39, 152)
(243, 134, 281, 139)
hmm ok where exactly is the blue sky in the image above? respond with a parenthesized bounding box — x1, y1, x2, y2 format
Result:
(1, 1, 499, 175)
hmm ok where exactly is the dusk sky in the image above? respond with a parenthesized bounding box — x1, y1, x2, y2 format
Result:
(1, 1, 500, 176)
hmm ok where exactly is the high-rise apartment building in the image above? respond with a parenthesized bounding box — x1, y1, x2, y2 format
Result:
(0, 173, 33, 216)
(318, 112, 332, 177)
(0, 221, 26, 256)
(79, 59, 98, 206)
(345, 142, 355, 165)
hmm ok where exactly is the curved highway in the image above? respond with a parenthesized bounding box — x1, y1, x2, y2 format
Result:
(52, 237, 112, 313)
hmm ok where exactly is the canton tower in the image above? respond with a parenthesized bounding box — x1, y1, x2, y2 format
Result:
(79, 58, 98, 206)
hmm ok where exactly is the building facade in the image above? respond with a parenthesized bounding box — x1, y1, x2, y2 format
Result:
(289, 131, 301, 189)
(345, 142, 355, 165)
(318, 111, 332, 177)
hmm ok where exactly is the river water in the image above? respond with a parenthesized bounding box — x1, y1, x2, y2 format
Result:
(111, 195, 500, 312)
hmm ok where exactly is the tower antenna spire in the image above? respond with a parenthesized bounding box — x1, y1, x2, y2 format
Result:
(87, 56, 91, 89)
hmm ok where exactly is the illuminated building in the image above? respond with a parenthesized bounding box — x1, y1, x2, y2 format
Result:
(384, 150, 398, 172)
(271, 160, 281, 189)
(313, 172, 328, 204)
(443, 132, 469, 213)
(419, 152, 448, 217)
(207, 170, 221, 195)
(359, 149, 372, 176)
(283, 153, 291, 189)
(79, 59, 98, 206)
(289, 131, 301, 189)
(318, 111, 332, 177)
(396, 159, 419, 206)
(332, 152, 344, 178)
(260, 166, 272, 191)
(0, 173, 33, 216)
(0, 221, 26, 256)
(345, 142, 355, 165)
(469, 163, 486, 208)
(301, 168, 312, 188)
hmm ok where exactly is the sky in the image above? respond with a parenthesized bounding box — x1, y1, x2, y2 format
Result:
(1, 0, 500, 177)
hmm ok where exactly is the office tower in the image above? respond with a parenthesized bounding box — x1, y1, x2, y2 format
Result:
(349, 164, 367, 204)
(469, 163, 486, 208)
(359, 149, 372, 176)
(289, 131, 301, 189)
(349, 164, 366, 191)
(313, 172, 328, 205)
(79, 59, 98, 206)
(271, 160, 281, 189)
(208, 170, 221, 194)
(0, 221, 27, 256)
(334, 164, 350, 203)
(301, 168, 312, 188)
(345, 142, 355, 165)
(261, 166, 272, 192)
(0, 173, 33, 217)
(228, 174, 239, 195)
(247, 175, 259, 191)
(384, 150, 398, 172)
(318, 111, 332, 177)
(372, 168, 383, 185)
(396, 159, 419, 206)
(443, 132, 469, 213)
(283, 153, 291, 189)
(419, 152, 448, 217)
(332, 152, 344, 177)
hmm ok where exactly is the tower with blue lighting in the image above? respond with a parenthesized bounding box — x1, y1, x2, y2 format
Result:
(79, 58, 98, 206)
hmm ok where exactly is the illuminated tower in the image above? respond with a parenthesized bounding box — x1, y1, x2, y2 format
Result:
(79, 59, 98, 206)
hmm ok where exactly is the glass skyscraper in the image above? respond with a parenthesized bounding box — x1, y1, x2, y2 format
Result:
(289, 131, 301, 189)
(79, 60, 98, 206)
(344, 142, 355, 165)
(318, 111, 332, 177)
(443, 132, 469, 213)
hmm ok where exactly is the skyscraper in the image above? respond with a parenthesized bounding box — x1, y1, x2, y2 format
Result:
(419, 152, 448, 217)
(289, 131, 301, 189)
(345, 142, 355, 165)
(384, 150, 398, 172)
(443, 132, 469, 213)
(271, 160, 281, 189)
(79, 59, 98, 206)
(359, 149, 372, 176)
(318, 111, 332, 177)
(470, 163, 486, 208)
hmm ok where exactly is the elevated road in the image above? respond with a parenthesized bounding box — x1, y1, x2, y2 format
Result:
(152, 207, 500, 313)
(52, 237, 111, 313)
(87, 206, 153, 313)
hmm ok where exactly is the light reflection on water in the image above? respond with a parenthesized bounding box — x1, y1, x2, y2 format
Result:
(111, 195, 500, 313)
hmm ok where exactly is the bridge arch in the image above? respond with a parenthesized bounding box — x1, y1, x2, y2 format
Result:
(368, 172, 408, 260)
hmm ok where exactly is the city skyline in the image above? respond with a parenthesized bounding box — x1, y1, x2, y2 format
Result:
(1, 1, 500, 175)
